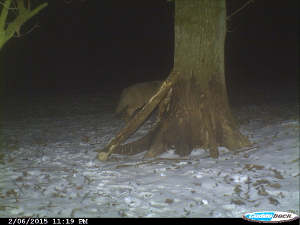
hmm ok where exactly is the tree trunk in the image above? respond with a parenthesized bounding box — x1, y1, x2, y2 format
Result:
(111, 0, 250, 159)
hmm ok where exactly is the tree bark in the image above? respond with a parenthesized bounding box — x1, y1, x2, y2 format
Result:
(99, 0, 250, 160)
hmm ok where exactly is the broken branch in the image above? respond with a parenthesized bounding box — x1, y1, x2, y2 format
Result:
(95, 68, 180, 161)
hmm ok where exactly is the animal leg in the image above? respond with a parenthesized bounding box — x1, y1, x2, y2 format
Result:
(124, 107, 138, 124)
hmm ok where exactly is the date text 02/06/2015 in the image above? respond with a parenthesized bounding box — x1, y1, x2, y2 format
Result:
(7, 218, 89, 225)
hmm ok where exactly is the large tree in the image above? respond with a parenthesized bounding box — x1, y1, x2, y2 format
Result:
(96, 0, 250, 161)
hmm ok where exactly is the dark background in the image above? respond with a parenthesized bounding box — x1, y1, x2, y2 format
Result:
(0, 0, 299, 97)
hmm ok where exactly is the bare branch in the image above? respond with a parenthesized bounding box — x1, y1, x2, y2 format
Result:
(11, 0, 20, 16)
(13, 22, 40, 37)
(227, 0, 254, 20)
(0, 0, 48, 50)
(0, 0, 12, 29)
(95, 68, 180, 161)
(16, 0, 27, 14)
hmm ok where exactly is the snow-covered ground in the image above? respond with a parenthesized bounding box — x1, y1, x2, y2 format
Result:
(0, 89, 299, 218)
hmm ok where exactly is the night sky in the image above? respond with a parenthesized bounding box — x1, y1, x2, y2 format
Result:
(0, 0, 298, 97)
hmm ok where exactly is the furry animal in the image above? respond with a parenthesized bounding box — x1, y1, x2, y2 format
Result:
(115, 80, 170, 123)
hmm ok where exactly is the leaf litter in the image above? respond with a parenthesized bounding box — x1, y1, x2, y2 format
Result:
(0, 92, 299, 217)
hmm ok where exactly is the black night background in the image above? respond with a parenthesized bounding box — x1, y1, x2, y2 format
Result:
(0, 0, 298, 98)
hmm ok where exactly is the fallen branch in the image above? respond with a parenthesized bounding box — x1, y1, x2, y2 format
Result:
(95, 68, 180, 161)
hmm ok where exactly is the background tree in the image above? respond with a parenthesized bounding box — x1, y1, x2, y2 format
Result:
(97, 0, 251, 161)
(0, 0, 48, 51)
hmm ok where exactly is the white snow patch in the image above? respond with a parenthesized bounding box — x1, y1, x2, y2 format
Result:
(0, 95, 299, 218)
